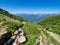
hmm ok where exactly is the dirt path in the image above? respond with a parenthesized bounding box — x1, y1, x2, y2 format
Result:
(35, 26, 60, 45)
(0, 22, 4, 25)
(35, 35, 43, 45)
(35, 27, 54, 45)
(35, 27, 43, 45)
(0, 25, 8, 36)
(41, 31, 51, 45)
(47, 31, 60, 43)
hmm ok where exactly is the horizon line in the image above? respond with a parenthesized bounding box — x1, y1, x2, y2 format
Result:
(10, 12, 60, 14)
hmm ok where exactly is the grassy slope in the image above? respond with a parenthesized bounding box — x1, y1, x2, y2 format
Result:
(0, 15, 41, 45)
(0, 8, 60, 45)
(38, 15, 60, 35)
(0, 14, 21, 23)
(0, 9, 41, 45)
(23, 22, 41, 45)
(0, 8, 28, 22)
(0, 14, 22, 33)
(0, 8, 28, 33)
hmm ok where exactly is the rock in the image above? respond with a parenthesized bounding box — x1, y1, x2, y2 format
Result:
(46, 27, 49, 30)
(14, 30, 18, 35)
(17, 35, 26, 44)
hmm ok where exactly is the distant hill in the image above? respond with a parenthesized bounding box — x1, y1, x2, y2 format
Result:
(38, 15, 60, 35)
(0, 8, 28, 22)
(15, 14, 55, 22)
(0, 8, 60, 45)
(0, 8, 41, 45)
(0, 8, 28, 35)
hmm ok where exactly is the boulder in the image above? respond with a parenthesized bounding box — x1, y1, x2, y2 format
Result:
(14, 30, 18, 35)
(17, 35, 26, 44)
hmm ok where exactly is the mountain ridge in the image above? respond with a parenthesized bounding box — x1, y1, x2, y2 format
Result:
(0, 8, 60, 45)
(15, 14, 56, 22)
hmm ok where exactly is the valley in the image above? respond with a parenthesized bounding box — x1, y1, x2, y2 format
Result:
(15, 14, 55, 22)
(0, 8, 60, 45)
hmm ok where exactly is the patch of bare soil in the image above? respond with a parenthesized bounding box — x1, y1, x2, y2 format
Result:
(47, 31, 60, 43)
(0, 25, 8, 36)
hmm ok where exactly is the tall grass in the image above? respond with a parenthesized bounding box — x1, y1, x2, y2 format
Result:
(23, 22, 41, 45)
(42, 30, 60, 45)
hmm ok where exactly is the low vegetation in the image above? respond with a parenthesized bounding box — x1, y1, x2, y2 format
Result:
(38, 15, 60, 35)
(0, 8, 41, 45)
(42, 30, 60, 45)
(0, 8, 60, 45)
(23, 22, 41, 45)
(0, 8, 28, 22)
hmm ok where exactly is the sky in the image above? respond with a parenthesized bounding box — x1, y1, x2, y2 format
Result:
(0, 0, 60, 14)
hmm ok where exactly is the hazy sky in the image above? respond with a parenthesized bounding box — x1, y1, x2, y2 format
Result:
(0, 0, 60, 14)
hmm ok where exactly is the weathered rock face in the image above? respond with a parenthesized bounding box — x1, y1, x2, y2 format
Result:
(17, 35, 26, 44)
(14, 30, 18, 35)
(12, 35, 26, 45)
(0, 32, 12, 45)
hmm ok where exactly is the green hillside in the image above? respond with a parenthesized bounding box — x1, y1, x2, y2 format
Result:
(0, 8, 60, 45)
(0, 8, 28, 22)
(23, 22, 41, 45)
(0, 8, 28, 33)
(38, 15, 60, 35)
(0, 8, 41, 45)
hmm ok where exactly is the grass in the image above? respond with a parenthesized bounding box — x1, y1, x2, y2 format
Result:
(0, 9, 42, 45)
(49, 27, 60, 35)
(0, 12, 41, 45)
(23, 22, 41, 45)
(42, 30, 60, 45)
(38, 15, 60, 35)
(0, 8, 60, 45)
(50, 36, 60, 45)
